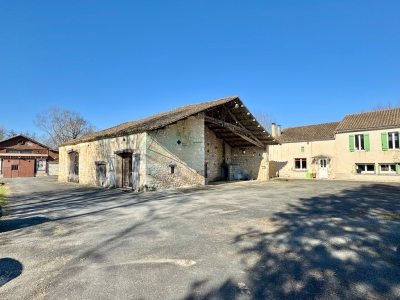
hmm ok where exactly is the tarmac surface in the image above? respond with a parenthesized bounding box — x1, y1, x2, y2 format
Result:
(1, 176, 400, 299)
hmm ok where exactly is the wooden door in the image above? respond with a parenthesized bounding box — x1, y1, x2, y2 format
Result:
(122, 154, 132, 188)
(19, 159, 35, 177)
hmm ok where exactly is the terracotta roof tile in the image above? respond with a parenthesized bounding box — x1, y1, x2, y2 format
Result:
(335, 107, 400, 133)
(277, 122, 340, 143)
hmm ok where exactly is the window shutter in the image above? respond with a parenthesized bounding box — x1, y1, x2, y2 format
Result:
(349, 135, 355, 152)
(381, 132, 388, 151)
(397, 164, 400, 174)
(364, 134, 370, 151)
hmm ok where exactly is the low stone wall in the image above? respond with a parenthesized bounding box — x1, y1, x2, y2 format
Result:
(48, 162, 59, 176)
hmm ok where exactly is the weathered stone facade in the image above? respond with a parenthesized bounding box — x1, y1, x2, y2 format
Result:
(59, 133, 147, 188)
(59, 114, 271, 189)
(146, 116, 205, 189)
(58, 96, 278, 189)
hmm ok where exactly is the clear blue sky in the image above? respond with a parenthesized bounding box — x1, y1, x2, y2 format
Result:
(1, 0, 399, 134)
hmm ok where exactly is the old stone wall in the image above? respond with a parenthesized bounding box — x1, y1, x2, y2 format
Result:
(231, 147, 266, 180)
(146, 115, 205, 189)
(58, 133, 147, 187)
(204, 126, 232, 183)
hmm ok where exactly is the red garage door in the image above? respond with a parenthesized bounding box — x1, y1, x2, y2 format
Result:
(3, 159, 35, 178)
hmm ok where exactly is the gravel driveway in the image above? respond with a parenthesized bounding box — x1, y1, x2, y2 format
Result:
(1, 177, 400, 299)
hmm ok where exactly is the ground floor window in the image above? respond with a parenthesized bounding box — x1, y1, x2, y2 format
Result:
(356, 164, 375, 174)
(379, 164, 396, 173)
(295, 158, 307, 170)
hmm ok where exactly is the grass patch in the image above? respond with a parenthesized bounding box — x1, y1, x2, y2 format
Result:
(0, 184, 8, 215)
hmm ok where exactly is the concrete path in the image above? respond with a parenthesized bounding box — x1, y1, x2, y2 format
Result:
(1, 177, 400, 299)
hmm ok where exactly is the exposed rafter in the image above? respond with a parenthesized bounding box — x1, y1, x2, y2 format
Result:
(204, 116, 264, 148)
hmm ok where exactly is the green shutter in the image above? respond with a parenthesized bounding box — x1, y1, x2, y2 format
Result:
(381, 132, 388, 151)
(397, 164, 400, 174)
(349, 135, 355, 152)
(364, 134, 370, 151)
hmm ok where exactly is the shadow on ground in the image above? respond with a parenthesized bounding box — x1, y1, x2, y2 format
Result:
(186, 183, 400, 299)
(0, 216, 50, 233)
(0, 258, 23, 287)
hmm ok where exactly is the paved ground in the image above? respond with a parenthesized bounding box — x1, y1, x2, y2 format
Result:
(1, 177, 400, 299)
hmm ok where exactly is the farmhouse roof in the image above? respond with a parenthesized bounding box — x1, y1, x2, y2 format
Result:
(278, 122, 340, 143)
(60, 96, 278, 148)
(335, 107, 400, 133)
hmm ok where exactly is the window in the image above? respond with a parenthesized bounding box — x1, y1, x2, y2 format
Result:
(204, 163, 208, 178)
(379, 164, 396, 173)
(388, 132, 399, 149)
(11, 165, 18, 170)
(301, 146, 304, 152)
(356, 164, 375, 174)
(355, 134, 364, 150)
(349, 134, 370, 152)
(295, 158, 307, 170)
(170, 166, 175, 174)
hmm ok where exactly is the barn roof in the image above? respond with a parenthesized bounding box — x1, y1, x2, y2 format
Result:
(335, 107, 400, 133)
(60, 96, 279, 148)
(277, 122, 340, 143)
(0, 134, 58, 152)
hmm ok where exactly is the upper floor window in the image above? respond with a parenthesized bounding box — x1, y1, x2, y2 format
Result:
(355, 134, 364, 150)
(381, 132, 400, 151)
(349, 134, 370, 152)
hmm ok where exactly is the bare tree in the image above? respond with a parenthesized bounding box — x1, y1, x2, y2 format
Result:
(0, 126, 6, 141)
(253, 111, 278, 134)
(371, 100, 400, 111)
(34, 107, 96, 149)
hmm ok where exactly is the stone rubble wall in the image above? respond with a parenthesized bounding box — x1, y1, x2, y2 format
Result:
(58, 133, 147, 187)
(146, 115, 205, 189)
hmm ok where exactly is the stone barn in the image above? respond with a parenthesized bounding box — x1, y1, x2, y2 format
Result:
(58, 96, 278, 190)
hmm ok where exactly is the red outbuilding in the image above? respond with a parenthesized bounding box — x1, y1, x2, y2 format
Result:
(0, 134, 58, 178)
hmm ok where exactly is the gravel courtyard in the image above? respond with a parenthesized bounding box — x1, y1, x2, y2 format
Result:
(1, 177, 400, 299)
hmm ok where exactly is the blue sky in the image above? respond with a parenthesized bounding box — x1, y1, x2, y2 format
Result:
(1, 0, 399, 135)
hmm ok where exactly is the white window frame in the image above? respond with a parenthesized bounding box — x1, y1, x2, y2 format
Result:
(354, 134, 365, 150)
(356, 164, 375, 174)
(295, 158, 307, 170)
(379, 164, 396, 174)
(387, 132, 400, 150)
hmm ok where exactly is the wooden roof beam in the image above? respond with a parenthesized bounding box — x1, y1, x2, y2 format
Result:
(204, 116, 264, 148)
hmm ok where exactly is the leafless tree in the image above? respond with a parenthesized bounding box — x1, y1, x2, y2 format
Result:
(253, 111, 278, 134)
(34, 107, 96, 149)
(0, 126, 6, 141)
(371, 100, 400, 111)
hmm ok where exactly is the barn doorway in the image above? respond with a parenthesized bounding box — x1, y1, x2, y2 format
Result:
(68, 151, 79, 183)
(95, 162, 107, 187)
(121, 153, 132, 188)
